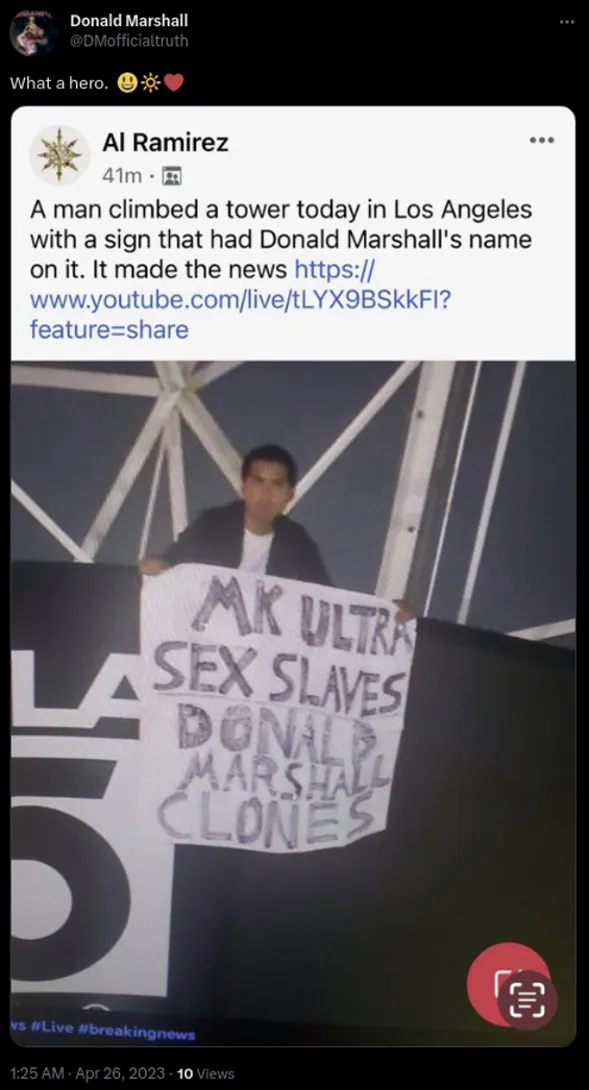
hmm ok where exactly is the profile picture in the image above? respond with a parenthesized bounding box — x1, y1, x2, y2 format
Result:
(10, 10, 58, 57)
(29, 125, 90, 185)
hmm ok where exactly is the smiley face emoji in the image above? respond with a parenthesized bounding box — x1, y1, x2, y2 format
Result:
(117, 72, 138, 93)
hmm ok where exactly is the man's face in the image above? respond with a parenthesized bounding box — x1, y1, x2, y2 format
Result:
(241, 460, 294, 524)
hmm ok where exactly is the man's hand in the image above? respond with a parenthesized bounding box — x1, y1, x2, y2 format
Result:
(393, 599, 415, 624)
(138, 557, 170, 576)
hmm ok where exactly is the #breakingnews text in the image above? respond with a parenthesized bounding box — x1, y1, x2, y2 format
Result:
(12, 106, 574, 359)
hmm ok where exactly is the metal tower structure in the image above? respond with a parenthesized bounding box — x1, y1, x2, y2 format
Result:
(11, 360, 575, 644)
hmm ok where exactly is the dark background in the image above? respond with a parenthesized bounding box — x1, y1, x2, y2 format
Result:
(6, 11, 581, 112)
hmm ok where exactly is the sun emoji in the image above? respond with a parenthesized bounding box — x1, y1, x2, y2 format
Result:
(141, 73, 161, 93)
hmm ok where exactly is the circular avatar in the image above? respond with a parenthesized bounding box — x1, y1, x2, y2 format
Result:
(10, 11, 58, 57)
(29, 124, 90, 185)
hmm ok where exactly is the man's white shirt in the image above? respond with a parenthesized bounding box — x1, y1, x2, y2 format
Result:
(238, 528, 274, 574)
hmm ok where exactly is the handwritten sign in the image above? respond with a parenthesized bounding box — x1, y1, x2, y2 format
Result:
(138, 565, 416, 853)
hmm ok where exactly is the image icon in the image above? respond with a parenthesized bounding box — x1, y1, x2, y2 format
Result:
(10, 10, 58, 56)
(29, 125, 90, 186)
(162, 166, 182, 186)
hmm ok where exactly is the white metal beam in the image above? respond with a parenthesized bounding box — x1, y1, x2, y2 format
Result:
(11, 365, 159, 397)
(11, 481, 92, 563)
(288, 360, 421, 511)
(179, 392, 243, 493)
(375, 362, 457, 599)
(189, 361, 246, 390)
(510, 619, 575, 641)
(10, 361, 244, 396)
(138, 434, 166, 560)
(154, 361, 185, 391)
(457, 361, 528, 625)
(81, 393, 181, 559)
(165, 413, 188, 536)
(423, 361, 484, 616)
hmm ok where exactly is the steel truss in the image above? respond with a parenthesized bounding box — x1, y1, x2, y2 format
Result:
(10, 361, 574, 643)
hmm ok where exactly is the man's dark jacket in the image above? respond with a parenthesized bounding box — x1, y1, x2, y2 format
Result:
(162, 501, 332, 587)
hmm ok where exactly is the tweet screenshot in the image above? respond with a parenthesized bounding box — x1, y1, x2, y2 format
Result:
(10, 15, 576, 1068)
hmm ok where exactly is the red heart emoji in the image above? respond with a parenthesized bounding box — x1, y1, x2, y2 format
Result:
(164, 74, 184, 92)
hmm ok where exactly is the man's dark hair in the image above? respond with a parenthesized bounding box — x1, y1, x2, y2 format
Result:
(241, 445, 298, 487)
